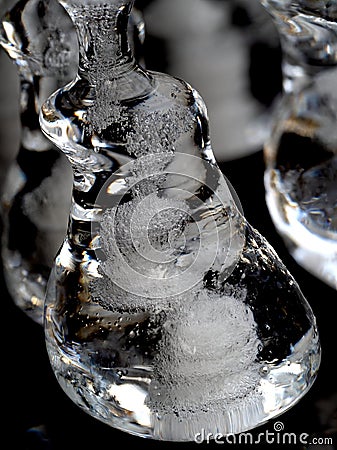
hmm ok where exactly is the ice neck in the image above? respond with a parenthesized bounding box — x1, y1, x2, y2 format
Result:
(261, 1, 337, 94)
(60, 0, 138, 83)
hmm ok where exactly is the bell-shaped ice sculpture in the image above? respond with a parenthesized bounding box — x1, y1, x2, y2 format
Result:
(40, 0, 321, 441)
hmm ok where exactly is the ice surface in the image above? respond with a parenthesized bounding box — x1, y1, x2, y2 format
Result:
(125, 104, 195, 157)
(275, 155, 337, 237)
(94, 193, 197, 299)
(101, 193, 188, 256)
(296, 157, 337, 233)
(79, 7, 124, 133)
(91, 169, 244, 299)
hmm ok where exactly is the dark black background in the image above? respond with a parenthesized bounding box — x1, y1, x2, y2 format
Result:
(0, 0, 336, 448)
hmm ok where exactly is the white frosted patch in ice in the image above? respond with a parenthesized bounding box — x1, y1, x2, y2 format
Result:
(88, 89, 195, 150)
(89, 145, 245, 299)
(92, 193, 202, 298)
(147, 289, 261, 415)
(102, 193, 188, 252)
(125, 104, 195, 157)
(87, 81, 128, 134)
(23, 155, 72, 231)
(90, 174, 244, 299)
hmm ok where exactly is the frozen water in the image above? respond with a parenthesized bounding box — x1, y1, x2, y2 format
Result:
(91, 160, 244, 300)
(125, 104, 195, 158)
(148, 288, 261, 415)
(101, 193, 188, 261)
(40, 0, 320, 440)
(295, 158, 337, 234)
(93, 193, 200, 299)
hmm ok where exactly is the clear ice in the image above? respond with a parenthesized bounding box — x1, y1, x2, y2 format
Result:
(40, 0, 321, 441)
(0, 0, 77, 323)
(261, 0, 337, 289)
